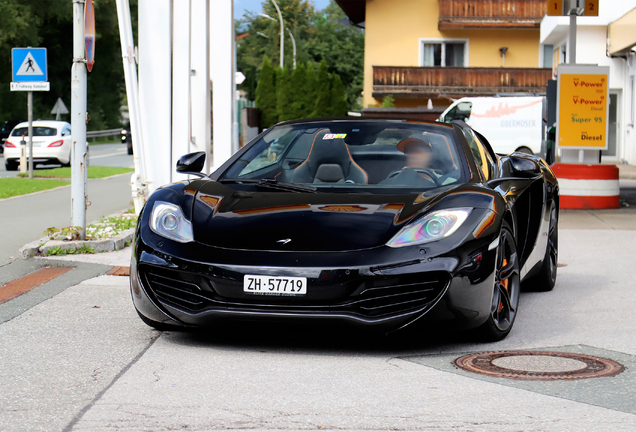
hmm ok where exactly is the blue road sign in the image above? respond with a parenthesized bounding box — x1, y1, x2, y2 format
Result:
(12, 48, 47, 82)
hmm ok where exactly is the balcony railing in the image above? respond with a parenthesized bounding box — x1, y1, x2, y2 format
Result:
(438, 0, 547, 29)
(373, 66, 553, 98)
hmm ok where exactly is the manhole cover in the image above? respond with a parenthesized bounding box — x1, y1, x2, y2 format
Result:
(454, 350, 624, 381)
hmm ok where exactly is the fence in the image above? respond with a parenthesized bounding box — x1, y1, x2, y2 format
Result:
(86, 128, 123, 142)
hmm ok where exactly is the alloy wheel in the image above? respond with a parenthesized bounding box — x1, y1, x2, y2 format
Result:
(491, 228, 520, 332)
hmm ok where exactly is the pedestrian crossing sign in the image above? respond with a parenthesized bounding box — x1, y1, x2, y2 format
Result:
(12, 48, 47, 82)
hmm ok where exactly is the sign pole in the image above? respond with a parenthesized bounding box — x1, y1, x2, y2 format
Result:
(27, 91, 34, 179)
(71, 0, 88, 240)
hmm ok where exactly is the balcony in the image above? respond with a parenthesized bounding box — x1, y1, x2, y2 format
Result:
(372, 66, 553, 99)
(438, 0, 547, 29)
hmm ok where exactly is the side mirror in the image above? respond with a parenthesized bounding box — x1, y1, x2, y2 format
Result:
(176, 151, 206, 177)
(509, 156, 540, 176)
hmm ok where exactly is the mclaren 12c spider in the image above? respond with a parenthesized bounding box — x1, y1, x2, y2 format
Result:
(131, 118, 559, 341)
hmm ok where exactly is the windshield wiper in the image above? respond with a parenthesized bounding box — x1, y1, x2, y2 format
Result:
(218, 178, 318, 193)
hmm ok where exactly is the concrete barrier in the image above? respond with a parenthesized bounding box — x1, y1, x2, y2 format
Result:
(551, 163, 619, 209)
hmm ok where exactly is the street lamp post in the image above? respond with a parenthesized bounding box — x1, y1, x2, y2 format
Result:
(259, 11, 296, 69)
(270, 0, 284, 68)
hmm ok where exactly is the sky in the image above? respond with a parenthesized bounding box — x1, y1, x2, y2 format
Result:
(234, 0, 332, 19)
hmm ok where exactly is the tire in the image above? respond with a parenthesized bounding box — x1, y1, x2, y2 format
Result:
(523, 203, 558, 292)
(5, 160, 18, 171)
(476, 221, 521, 342)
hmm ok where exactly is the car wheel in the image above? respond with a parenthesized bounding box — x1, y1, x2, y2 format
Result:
(523, 203, 558, 292)
(476, 221, 520, 342)
(5, 160, 18, 171)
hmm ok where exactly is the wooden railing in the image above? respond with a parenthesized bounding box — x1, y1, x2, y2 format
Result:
(438, 0, 547, 29)
(373, 66, 553, 98)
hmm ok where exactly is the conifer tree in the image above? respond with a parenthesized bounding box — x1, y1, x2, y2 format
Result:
(328, 74, 349, 117)
(311, 60, 331, 118)
(290, 63, 307, 119)
(304, 62, 317, 118)
(255, 56, 278, 129)
(276, 66, 294, 122)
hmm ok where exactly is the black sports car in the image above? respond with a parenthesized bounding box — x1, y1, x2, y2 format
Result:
(131, 118, 559, 341)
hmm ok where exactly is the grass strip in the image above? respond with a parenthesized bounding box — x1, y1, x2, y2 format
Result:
(0, 178, 70, 199)
(18, 166, 133, 179)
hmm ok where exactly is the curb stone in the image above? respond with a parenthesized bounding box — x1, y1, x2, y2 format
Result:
(36, 228, 135, 256)
(19, 209, 137, 259)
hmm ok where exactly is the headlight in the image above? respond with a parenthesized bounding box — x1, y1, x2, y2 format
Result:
(387, 208, 472, 248)
(149, 201, 193, 243)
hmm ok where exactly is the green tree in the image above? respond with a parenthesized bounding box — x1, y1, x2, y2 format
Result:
(311, 59, 331, 118)
(307, 1, 364, 109)
(381, 95, 396, 108)
(0, 0, 129, 129)
(328, 74, 348, 117)
(289, 62, 307, 118)
(275, 66, 294, 122)
(303, 62, 316, 117)
(235, 0, 363, 109)
(255, 56, 278, 129)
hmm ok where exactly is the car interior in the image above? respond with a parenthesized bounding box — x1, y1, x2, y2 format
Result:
(226, 123, 463, 187)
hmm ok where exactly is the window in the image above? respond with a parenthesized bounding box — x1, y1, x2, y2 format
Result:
(221, 121, 466, 192)
(462, 128, 494, 181)
(421, 40, 466, 67)
(11, 127, 57, 137)
(542, 44, 554, 68)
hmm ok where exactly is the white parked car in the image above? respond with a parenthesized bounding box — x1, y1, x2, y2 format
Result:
(3, 121, 73, 171)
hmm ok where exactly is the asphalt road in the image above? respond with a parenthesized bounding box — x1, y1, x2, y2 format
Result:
(0, 142, 131, 178)
(0, 143, 133, 266)
(0, 227, 635, 431)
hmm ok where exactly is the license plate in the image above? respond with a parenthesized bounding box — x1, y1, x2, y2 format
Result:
(244, 275, 307, 296)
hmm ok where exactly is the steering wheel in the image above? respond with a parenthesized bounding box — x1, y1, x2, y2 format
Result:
(387, 168, 440, 187)
(437, 169, 461, 185)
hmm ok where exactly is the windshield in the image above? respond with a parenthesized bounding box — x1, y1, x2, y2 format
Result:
(220, 121, 466, 193)
(11, 127, 58, 137)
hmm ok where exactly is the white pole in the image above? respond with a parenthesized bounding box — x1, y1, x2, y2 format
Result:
(171, 0, 192, 182)
(287, 29, 296, 69)
(27, 91, 33, 179)
(569, 12, 577, 64)
(137, 0, 172, 194)
(71, 0, 88, 239)
(210, 0, 235, 168)
(115, 0, 147, 213)
(191, 0, 211, 173)
(270, 0, 284, 69)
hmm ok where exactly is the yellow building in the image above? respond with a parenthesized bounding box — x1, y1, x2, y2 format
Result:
(336, 0, 553, 117)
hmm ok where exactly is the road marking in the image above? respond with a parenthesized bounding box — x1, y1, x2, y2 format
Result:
(0, 267, 74, 305)
(90, 149, 127, 160)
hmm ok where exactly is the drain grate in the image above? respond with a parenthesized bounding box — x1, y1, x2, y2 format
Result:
(454, 350, 624, 381)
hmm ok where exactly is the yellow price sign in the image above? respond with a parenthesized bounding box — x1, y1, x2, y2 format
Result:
(556, 65, 609, 150)
(547, 0, 563, 16)
(584, 0, 600, 16)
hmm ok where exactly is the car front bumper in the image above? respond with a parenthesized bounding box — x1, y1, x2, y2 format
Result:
(131, 228, 499, 332)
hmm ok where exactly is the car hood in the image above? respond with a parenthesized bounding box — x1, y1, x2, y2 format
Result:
(190, 181, 495, 252)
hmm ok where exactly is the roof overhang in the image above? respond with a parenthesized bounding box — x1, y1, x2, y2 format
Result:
(334, 0, 366, 25)
(609, 7, 636, 55)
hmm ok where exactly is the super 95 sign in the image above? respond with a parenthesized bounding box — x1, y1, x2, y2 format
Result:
(11, 47, 49, 91)
(556, 64, 609, 151)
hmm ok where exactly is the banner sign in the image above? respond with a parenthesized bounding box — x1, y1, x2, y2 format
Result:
(556, 64, 609, 150)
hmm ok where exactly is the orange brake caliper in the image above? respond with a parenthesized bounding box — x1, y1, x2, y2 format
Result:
(498, 259, 509, 312)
